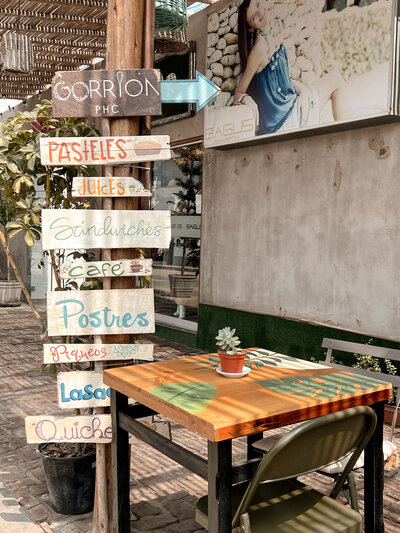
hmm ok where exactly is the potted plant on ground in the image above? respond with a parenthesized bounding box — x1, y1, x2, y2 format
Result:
(216, 326, 246, 373)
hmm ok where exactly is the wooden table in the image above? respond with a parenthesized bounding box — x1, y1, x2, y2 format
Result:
(103, 348, 392, 533)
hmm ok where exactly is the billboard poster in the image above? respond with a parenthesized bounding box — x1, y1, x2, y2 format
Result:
(204, 0, 396, 148)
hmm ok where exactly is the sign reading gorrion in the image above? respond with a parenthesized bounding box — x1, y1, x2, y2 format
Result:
(52, 69, 162, 117)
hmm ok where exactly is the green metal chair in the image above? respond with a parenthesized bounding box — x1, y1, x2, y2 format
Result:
(195, 406, 376, 532)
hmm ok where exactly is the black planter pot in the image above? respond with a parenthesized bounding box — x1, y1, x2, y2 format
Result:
(38, 444, 96, 515)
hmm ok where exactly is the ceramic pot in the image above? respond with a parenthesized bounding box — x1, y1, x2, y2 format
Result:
(218, 350, 246, 373)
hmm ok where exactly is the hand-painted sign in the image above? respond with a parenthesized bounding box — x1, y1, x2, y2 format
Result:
(42, 209, 171, 250)
(72, 176, 151, 197)
(39, 135, 171, 166)
(59, 259, 152, 279)
(47, 288, 155, 336)
(161, 71, 219, 111)
(52, 69, 161, 117)
(25, 415, 112, 443)
(44, 343, 154, 364)
(171, 215, 201, 239)
(57, 371, 110, 409)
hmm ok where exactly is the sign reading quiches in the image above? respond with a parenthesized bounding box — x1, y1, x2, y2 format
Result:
(39, 135, 171, 166)
(42, 209, 171, 250)
(47, 288, 155, 336)
(25, 414, 112, 443)
(52, 69, 161, 117)
(44, 343, 154, 364)
(59, 259, 152, 279)
(72, 176, 151, 197)
(57, 371, 110, 409)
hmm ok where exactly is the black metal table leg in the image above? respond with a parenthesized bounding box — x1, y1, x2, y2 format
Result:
(246, 432, 264, 460)
(208, 440, 232, 533)
(111, 389, 130, 533)
(364, 401, 385, 533)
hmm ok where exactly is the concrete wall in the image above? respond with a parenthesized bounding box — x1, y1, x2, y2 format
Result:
(200, 121, 400, 342)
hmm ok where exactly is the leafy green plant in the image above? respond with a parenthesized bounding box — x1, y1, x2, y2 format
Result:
(216, 327, 242, 355)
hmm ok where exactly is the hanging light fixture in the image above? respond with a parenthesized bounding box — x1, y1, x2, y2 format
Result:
(1, 0, 35, 73)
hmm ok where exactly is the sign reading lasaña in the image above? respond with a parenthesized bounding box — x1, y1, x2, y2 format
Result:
(47, 288, 155, 336)
(44, 343, 154, 364)
(59, 259, 152, 279)
(39, 135, 170, 166)
(42, 209, 171, 250)
(52, 69, 161, 117)
(72, 176, 151, 197)
(57, 371, 110, 409)
(25, 414, 112, 443)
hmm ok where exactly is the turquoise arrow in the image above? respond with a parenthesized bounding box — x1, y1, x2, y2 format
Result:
(161, 71, 220, 111)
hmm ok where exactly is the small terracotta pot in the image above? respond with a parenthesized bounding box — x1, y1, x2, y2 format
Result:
(218, 350, 246, 373)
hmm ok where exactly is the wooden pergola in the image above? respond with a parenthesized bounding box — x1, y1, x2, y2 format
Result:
(0, 0, 218, 101)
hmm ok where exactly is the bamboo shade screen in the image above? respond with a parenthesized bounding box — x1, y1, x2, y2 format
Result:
(155, 29, 189, 55)
(0, 31, 34, 73)
(155, 0, 188, 32)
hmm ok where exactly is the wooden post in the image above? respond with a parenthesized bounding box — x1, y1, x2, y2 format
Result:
(102, 2, 145, 530)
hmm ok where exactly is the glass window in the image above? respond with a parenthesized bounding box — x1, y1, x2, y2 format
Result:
(151, 142, 202, 327)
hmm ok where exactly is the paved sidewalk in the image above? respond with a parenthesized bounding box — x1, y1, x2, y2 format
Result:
(0, 303, 399, 532)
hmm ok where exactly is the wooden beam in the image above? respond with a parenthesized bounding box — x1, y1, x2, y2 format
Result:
(0, 8, 106, 25)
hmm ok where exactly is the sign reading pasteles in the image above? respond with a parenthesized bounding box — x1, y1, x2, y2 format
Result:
(39, 135, 171, 166)
(46, 288, 155, 336)
(52, 69, 162, 117)
(42, 209, 171, 250)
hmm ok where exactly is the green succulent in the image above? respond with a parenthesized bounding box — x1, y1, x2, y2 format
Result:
(216, 327, 241, 355)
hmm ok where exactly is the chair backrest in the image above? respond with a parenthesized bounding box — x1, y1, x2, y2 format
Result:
(232, 406, 376, 527)
(321, 338, 400, 441)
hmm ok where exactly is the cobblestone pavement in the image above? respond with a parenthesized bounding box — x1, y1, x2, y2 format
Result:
(0, 304, 399, 532)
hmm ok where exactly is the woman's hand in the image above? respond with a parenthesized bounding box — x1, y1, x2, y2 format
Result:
(234, 93, 259, 127)
(297, 86, 311, 127)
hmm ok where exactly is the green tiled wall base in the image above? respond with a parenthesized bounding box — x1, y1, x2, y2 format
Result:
(155, 324, 198, 348)
(197, 303, 400, 365)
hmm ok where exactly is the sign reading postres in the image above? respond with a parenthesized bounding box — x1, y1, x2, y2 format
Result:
(52, 69, 161, 117)
(42, 209, 171, 250)
(47, 288, 155, 337)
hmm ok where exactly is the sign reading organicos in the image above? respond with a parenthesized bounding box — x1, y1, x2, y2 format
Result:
(72, 176, 151, 197)
(42, 209, 171, 250)
(52, 69, 162, 117)
(59, 258, 152, 279)
(39, 135, 171, 166)
(57, 371, 110, 409)
(25, 414, 112, 443)
(46, 288, 155, 336)
(43, 343, 154, 364)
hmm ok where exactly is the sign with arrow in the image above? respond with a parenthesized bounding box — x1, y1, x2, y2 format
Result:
(161, 71, 219, 111)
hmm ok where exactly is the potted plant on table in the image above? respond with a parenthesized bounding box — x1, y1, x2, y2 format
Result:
(216, 326, 246, 374)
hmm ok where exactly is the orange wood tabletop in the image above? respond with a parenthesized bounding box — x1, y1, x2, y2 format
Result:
(103, 348, 392, 441)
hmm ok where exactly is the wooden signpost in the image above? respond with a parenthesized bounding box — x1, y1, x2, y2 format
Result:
(59, 258, 152, 279)
(25, 415, 112, 444)
(52, 69, 162, 117)
(42, 209, 171, 250)
(46, 288, 155, 336)
(57, 371, 110, 409)
(39, 135, 171, 166)
(44, 343, 154, 364)
(72, 176, 151, 197)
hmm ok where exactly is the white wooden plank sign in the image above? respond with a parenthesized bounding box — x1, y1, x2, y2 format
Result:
(59, 259, 152, 279)
(57, 371, 110, 409)
(42, 209, 171, 250)
(72, 176, 151, 197)
(44, 343, 154, 364)
(39, 135, 171, 166)
(47, 288, 155, 336)
(25, 415, 112, 443)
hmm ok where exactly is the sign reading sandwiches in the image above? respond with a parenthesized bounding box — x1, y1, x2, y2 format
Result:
(39, 135, 171, 166)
